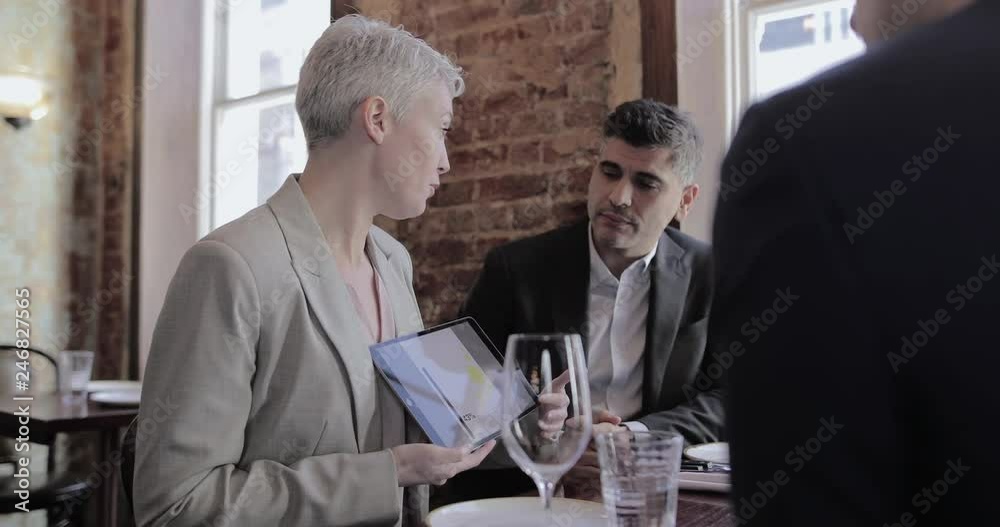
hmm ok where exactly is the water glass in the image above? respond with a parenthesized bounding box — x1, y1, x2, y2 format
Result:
(596, 430, 683, 527)
(59, 350, 94, 401)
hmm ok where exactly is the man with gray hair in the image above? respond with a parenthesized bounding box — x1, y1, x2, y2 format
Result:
(441, 99, 724, 503)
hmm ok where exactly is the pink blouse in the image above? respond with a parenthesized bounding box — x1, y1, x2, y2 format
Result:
(343, 248, 406, 455)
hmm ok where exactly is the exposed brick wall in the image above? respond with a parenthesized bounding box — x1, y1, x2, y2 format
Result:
(68, 0, 137, 380)
(387, 0, 625, 325)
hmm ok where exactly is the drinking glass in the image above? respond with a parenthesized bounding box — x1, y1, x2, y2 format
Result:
(501, 333, 592, 510)
(596, 430, 684, 527)
(59, 350, 94, 402)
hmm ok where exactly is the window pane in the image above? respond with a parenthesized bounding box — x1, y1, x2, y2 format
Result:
(213, 99, 307, 228)
(223, 0, 330, 99)
(750, 0, 863, 101)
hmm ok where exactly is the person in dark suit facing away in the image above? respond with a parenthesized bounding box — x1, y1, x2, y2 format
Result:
(439, 99, 725, 504)
(713, 1, 996, 525)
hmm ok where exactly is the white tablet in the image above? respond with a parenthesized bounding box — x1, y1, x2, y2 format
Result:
(369, 317, 537, 450)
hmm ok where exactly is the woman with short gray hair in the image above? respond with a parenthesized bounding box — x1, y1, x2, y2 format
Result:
(134, 15, 493, 526)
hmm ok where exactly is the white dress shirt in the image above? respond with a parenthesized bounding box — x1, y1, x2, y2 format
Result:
(586, 224, 659, 432)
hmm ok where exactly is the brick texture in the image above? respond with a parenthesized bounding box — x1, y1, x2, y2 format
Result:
(390, 0, 616, 326)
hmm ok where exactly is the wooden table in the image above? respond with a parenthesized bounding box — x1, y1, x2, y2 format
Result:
(562, 476, 735, 526)
(674, 490, 734, 527)
(568, 488, 733, 526)
(0, 393, 138, 527)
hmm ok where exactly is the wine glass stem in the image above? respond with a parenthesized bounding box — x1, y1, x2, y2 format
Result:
(536, 478, 556, 510)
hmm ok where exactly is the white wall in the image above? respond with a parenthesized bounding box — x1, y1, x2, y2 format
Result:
(139, 1, 209, 375)
(677, 0, 740, 242)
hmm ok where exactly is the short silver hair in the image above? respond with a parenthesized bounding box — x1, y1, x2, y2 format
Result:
(603, 99, 703, 185)
(295, 15, 465, 150)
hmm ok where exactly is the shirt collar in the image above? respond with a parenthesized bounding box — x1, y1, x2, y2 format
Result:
(588, 222, 660, 286)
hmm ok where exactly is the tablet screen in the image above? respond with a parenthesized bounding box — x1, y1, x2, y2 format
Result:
(369, 318, 536, 449)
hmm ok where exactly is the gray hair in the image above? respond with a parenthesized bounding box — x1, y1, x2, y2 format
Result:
(602, 99, 703, 185)
(295, 15, 465, 150)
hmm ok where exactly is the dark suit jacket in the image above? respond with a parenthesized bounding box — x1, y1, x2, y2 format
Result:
(713, 3, 999, 525)
(439, 220, 723, 503)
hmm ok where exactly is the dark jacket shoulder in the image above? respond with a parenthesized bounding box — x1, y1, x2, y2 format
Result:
(663, 226, 711, 267)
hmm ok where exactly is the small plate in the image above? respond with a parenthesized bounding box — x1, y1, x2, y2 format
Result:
(427, 497, 606, 527)
(90, 389, 141, 407)
(684, 442, 730, 465)
(87, 380, 141, 393)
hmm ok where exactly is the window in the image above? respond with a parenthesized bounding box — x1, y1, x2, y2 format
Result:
(675, 0, 866, 241)
(740, 0, 864, 104)
(207, 0, 330, 230)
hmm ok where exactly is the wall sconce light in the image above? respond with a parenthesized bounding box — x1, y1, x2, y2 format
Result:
(0, 69, 50, 130)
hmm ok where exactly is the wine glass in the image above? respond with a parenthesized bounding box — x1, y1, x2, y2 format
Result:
(501, 333, 592, 510)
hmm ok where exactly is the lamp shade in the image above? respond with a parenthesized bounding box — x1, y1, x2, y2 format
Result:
(0, 71, 49, 121)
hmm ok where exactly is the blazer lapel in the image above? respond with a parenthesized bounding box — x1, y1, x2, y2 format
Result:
(550, 221, 592, 351)
(368, 239, 424, 336)
(643, 231, 690, 408)
(267, 175, 377, 452)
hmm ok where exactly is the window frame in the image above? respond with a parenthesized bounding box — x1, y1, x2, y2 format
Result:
(675, 0, 862, 241)
(734, 0, 861, 121)
(202, 0, 333, 235)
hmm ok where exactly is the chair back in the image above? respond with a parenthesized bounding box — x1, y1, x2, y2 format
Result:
(0, 345, 59, 395)
(121, 417, 138, 512)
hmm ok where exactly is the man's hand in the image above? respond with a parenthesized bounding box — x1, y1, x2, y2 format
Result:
(590, 408, 625, 436)
(562, 409, 625, 499)
(390, 440, 496, 487)
(566, 408, 624, 434)
(537, 370, 572, 434)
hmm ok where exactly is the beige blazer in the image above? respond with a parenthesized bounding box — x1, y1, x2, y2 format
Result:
(134, 175, 429, 526)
